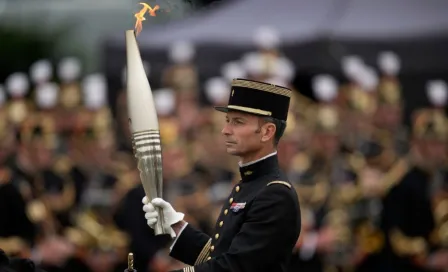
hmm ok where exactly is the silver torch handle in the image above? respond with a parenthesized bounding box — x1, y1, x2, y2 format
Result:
(132, 129, 167, 235)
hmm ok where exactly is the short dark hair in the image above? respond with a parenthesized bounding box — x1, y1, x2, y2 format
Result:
(257, 116, 287, 146)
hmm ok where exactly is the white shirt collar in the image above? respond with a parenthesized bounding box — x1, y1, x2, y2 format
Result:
(238, 151, 278, 167)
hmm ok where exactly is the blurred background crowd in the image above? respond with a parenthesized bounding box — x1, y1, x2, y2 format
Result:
(1, 0, 448, 272)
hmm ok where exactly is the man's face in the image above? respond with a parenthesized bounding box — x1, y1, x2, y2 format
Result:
(221, 111, 270, 156)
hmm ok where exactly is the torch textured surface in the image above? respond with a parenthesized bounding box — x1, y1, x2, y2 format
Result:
(132, 130, 165, 235)
(125, 30, 167, 235)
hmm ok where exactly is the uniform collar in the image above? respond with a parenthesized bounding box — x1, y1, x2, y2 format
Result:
(239, 151, 279, 182)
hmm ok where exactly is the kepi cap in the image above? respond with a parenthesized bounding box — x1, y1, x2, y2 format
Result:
(214, 78, 292, 121)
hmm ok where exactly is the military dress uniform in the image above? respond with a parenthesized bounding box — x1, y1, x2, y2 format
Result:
(379, 90, 448, 272)
(380, 166, 436, 272)
(169, 79, 301, 272)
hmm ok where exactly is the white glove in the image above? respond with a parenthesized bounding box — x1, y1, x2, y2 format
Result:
(142, 197, 184, 238)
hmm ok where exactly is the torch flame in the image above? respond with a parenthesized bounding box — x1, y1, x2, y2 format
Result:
(134, 3, 160, 36)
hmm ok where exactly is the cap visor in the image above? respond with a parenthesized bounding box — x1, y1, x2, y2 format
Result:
(214, 106, 229, 113)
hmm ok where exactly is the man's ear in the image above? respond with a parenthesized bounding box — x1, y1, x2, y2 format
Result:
(260, 122, 276, 143)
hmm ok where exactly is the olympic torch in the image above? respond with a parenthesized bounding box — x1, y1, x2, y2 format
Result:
(125, 19, 167, 235)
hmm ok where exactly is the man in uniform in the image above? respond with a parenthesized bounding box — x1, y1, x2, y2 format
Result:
(379, 91, 447, 272)
(143, 78, 302, 272)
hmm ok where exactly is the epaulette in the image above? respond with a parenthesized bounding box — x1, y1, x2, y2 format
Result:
(267, 181, 291, 189)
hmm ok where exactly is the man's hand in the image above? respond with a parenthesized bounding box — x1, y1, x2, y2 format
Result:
(142, 197, 185, 238)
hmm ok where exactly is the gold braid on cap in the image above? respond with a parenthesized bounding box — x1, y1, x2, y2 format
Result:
(232, 79, 292, 97)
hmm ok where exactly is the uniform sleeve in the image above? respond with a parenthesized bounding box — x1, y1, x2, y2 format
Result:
(171, 184, 301, 272)
(170, 223, 189, 251)
(169, 224, 212, 266)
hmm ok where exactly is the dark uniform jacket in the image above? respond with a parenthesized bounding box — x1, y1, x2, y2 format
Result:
(380, 166, 435, 272)
(169, 154, 301, 272)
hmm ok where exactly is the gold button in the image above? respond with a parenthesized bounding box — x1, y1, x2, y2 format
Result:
(229, 198, 233, 204)
(235, 186, 240, 192)
(215, 233, 219, 239)
(207, 257, 211, 261)
(211, 246, 215, 252)
(219, 221, 223, 227)
(224, 209, 228, 215)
